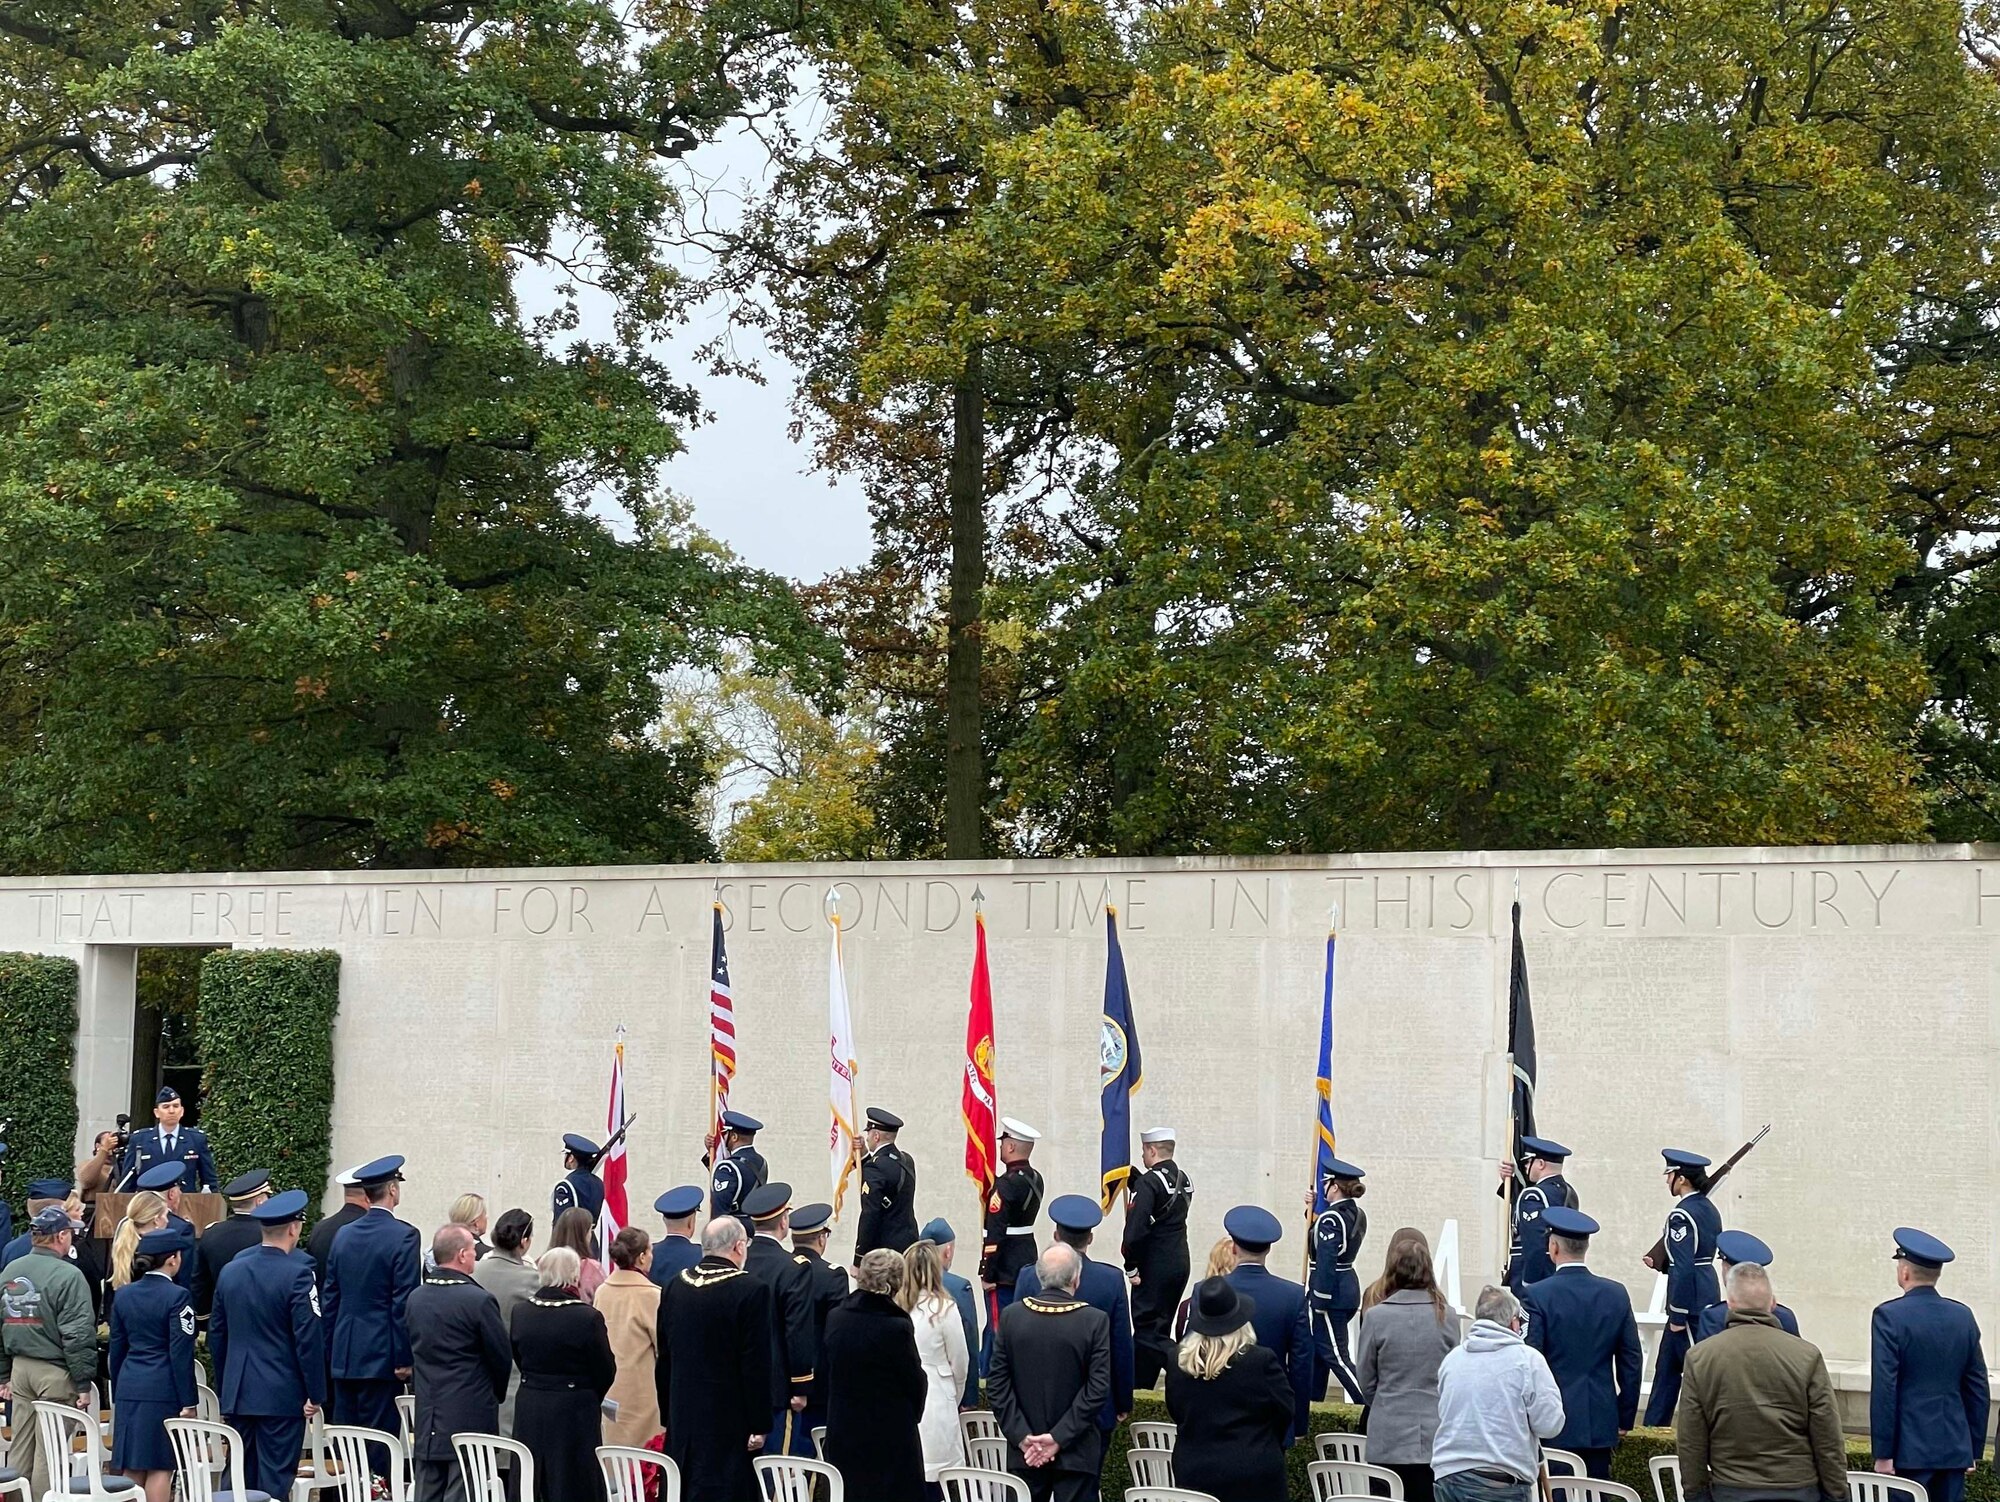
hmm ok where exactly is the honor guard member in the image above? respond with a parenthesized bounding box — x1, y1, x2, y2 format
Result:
(210, 1189, 326, 1502)
(1309, 1157, 1368, 1402)
(137, 1160, 200, 1290)
(1015, 1193, 1136, 1439)
(855, 1107, 920, 1258)
(1501, 1135, 1576, 1292)
(1222, 1205, 1314, 1444)
(742, 1182, 820, 1456)
(118, 1086, 218, 1193)
(649, 1186, 704, 1290)
(1519, 1207, 1642, 1480)
(925, 1217, 982, 1408)
(323, 1154, 420, 1478)
(308, 1165, 368, 1282)
(1644, 1148, 1722, 1426)
(711, 1111, 769, 1220)
(553, 1133, 606, 1225)
(1121, 1127, 1192, 1390)
(195, 1170, 271, 1322)
(1871, 1228, 1990, 1502)
(1693, 1231, 1798, 1343)
(979, 1118, 1045, 1368)
(789, 1203, 847, 1453)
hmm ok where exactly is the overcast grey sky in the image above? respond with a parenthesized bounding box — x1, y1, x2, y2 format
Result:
(517, 121, 873, 584)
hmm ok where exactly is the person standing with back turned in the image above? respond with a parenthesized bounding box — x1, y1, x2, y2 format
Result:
(1870, 1228, 1990, 1502)
(323, 1154, 421, 1480)
(1518, 1207, 1639, 1481)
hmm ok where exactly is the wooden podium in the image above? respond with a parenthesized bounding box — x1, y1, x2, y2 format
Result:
(92, 1191, 225, 1237)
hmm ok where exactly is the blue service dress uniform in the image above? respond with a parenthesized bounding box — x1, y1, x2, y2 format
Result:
(1504, 1174, 1575, 1292)
(1016, 1252, 1136, 1434)
(1693, 1297, 1796, 1342)
(322, 1206, 421, 1466)
(1224, 1262, 1314, 1444)
(1309, 1197, 1367, 1402)
(648, 1234, 702, 1290)
(164, 1211, 198, 1291)
(1871, 1286, 1991, 1502)
(119, 1126, 218, 1193)
(1644, 1191, 1721, 1425)
(1521, 1264, 1642, 1479)
(552, 1167, 605, 1227)
(943, 1269, 981, 1407)
(108, 1270, 197, 1473)
(212, 1243, 327, 1502)
(711, 1145, 768, 1221)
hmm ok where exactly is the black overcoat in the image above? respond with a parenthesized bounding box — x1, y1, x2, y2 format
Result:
(510, 1289, 616, 1502)
(656, 1257, 775, 1502)
(988, 1294, 1111, 1480)
(406, 1268, 511, 1462)
(822, 1290, 927, 1502)
(1164, 1345, 1295, 1502)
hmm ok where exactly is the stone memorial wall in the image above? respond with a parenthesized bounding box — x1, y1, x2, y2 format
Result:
(7, 843, 1995, 1366)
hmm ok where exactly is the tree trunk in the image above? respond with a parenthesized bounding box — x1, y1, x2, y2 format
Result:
(945, 342, 986, 858)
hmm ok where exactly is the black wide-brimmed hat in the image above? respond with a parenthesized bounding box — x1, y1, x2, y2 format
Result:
(1186, 1276, 1253, 1338)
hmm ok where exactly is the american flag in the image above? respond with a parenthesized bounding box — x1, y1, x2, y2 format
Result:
(708, 901, 737, 1160)
(598, 1035, 629, 1270)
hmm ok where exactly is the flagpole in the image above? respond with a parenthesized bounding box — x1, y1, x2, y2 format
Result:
(1497, 872, 1521, 1281)
(1305, 903, 1337, 1283)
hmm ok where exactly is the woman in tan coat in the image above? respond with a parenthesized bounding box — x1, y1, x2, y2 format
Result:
(595, 1226, 663, 1446)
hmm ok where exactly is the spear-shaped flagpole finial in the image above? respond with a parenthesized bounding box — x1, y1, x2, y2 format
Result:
(971, 885, 987, 911)
(1329, 901, 1340, 934)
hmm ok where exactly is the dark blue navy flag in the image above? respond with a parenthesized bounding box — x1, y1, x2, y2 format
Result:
(1099, 907, 1143, 1210)
(1507, 899, 1537, 1182)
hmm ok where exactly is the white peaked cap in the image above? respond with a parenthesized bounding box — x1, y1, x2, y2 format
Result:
(336, 1164, 364, 1187)
(1140, 1128, 1177, 1144)
(999, 1118, 1041, 1142)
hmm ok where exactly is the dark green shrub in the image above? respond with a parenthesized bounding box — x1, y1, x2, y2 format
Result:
(0, 953, 78, 1222)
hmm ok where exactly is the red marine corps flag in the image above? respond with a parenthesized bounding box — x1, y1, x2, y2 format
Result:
(962, 894, 998, 1197)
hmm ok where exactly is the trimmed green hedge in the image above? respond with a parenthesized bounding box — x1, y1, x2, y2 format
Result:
(0, 953, 79, 1222)
(196, 949, 339, 1214)
(1103, 1398, 1990, 1501)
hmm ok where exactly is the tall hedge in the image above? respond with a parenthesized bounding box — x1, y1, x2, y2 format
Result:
(0, 953, 78, 1220)
(197, 949, 339, 1212)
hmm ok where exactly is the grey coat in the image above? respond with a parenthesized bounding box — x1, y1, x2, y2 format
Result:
(470, 1250, 540, 1437)
(1356, 1288, 1462, 1464)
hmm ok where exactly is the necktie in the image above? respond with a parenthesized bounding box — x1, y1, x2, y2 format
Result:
(165, 1134, 175, 1158)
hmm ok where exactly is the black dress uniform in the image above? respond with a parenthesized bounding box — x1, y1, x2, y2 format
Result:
(211, 1192, 327, 1502)
(711, 1111, 768, 1220)
(1502, 1136, 1576, 1292)
(407, 1263, 511, 1502)
(790, 1203, 847, 1452)
(307, 1196, 367, 1282)
(1309, 1161, 1367, 1403)
(1121, 1135, 1192, 1389)
(989, 1289, 1113, 1502)
(1644, 1149, 1721, 1426)
(657, 1255, 777, 1502)
(979, 1123, 1045, 1369)
(107, 1235, 198, 1475)
(855, 1109, 919, 1258)
(553, 1132, 606, 1225)
(743, 1184, 819, 1456)
(195, 1171, 272, 1322)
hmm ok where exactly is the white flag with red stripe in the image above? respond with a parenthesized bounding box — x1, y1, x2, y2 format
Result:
(599, 1036, 629, 1269)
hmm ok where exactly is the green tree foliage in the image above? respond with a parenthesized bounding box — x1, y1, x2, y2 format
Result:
(0, 954, 78, 1219)
(0, 0, 821, 873)
(197, 949, 338, 1210)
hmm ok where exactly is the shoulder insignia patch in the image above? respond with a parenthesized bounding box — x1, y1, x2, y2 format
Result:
(988, 1193, 1002, 1214)
(309, 1285, 322, 1318)
(179, 1306, 195, 1337)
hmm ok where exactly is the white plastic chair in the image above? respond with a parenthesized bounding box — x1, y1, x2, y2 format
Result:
(940, 1468, 1029, 1502)
(599, 1444, 681, 1502)
(1316, 1433, 1367, 1464)
(1649, 1454, 1683, 1502)
(754, 1455, 844, 1502)
(453, 1433, 534, 1502)
(1308, 1459, 1405, 1501)
(959, 1412, 1002, 1445)
(292, 1410, 346, 1501)
(32, 1400, 132, 1497)
(393, 1396, 415, 1494)
(1549, 1481, 1645, 1502)
(1546, 1449, 1590, 1479)
(165, 1416, 267, 1502)
(966, 1435, 1007, 1472)
(323, 1426, 407, 1502)
(1130, 1451, 1176, 1489)
(811, 1425, 827, 1454)
(1130, 1421, 1177, 1452)
(1125, 1489, 1221, 1502)
(1849, 1477, 1930, 1502)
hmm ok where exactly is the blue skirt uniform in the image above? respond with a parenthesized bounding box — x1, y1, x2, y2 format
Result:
(108, 1271, 198, 1473)
(110, 1398, 181, 1472)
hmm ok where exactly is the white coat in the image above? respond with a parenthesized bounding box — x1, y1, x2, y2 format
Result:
(910, 1294, 969, 1480)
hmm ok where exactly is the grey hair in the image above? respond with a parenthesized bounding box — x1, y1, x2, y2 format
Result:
(1724, 1260, 1774, 1312)
(702, 1216, 748, 1256)
(535, 1246, 581, 1289)
(857, 1248, 906, 1296)
(1036, 1242, 1083, 1293)
(431, 1224, 475, 1266)
(1475, 1285, 1521, 1325)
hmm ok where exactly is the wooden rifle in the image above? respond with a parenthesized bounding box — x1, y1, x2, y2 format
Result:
(1642, 1124, 1769, 1271)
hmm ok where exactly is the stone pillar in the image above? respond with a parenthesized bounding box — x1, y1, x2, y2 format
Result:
(73, 945, 136, 1164)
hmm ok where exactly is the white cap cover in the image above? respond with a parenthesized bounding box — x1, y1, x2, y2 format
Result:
(999, 1117, 1041, 1142)
(1140, 1127, 1176, 1144)
(335, 1164, 363, 1188)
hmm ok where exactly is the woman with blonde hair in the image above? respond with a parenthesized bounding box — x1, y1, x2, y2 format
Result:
(897, 1240, 969, 1487)
(111, 1190, 170, 1290)
(449, 1193, 491, 1259)
(1174, 1237, 1238, 1339)
(1167, 1277, 1294, 1502)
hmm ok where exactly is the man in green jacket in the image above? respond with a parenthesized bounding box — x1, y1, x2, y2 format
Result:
(0, 1204, 98, 1499)
(1676, 1262, 1846, 1502)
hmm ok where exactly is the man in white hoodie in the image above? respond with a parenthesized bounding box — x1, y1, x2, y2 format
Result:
(1432, 1285, 1567, 1502)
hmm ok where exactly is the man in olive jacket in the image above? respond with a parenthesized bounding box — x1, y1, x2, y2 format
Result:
(0, 1206, 98, 1500)
(1676, 1263, 1846, 1502)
